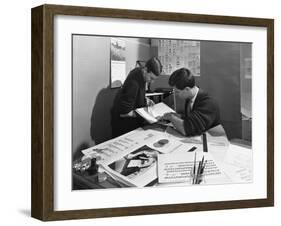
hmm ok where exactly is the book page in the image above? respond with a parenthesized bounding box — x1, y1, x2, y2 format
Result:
(135, 102, 175, 124)
(135, 108, 157, 123)
(149, 102, 175, 118)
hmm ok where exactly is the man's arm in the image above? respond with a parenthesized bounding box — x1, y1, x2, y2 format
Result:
(170, 115, 186, 135)
(118, 81, 139, 116)
(183, 98, 220, 136)
(162, 113, 186, 136)
(120, 110, 137, 118)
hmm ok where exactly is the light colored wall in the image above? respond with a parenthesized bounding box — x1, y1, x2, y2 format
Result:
(240, 43, 252, 117)
(240, 43, 252, 141)
(72, 35, 151, 154)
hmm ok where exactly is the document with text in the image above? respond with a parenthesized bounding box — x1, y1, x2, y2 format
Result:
(157, 152, 230, 184)
(135, 102, 175, 124)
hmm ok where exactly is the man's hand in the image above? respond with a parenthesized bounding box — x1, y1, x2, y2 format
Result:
(120, 110, 137, 118)
(146, 97, 155, 107)
(160, 112, 181, 121)
(161, 112, 174, 121)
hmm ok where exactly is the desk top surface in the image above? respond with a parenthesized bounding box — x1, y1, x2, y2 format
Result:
(74, 124, 252, 190)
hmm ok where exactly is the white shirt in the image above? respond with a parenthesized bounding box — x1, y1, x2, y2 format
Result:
(189, 86, 199, 110)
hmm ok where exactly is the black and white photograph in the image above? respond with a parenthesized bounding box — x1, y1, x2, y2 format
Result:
(29, 2, 274, 222)
(72, 35, 253, 190)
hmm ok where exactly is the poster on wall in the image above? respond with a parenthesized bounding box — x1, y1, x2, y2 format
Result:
(110, 38, 126, 88)
(244, 58, 252, 79)
(152, 39, 200, 76)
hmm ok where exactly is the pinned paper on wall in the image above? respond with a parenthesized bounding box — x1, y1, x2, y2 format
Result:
(244, 58, 252, 79)
(152, 39, 200, 76)
(110, 38, 126, 88)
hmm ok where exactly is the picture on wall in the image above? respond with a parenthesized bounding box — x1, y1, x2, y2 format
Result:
(110, 38, 126, 88)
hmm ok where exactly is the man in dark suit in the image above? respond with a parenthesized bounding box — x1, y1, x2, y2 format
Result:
(162, 68, 220, 136)
(111, 57, 163, 138)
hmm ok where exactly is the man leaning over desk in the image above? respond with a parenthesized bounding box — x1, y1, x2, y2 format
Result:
(162, 68, 220, 136)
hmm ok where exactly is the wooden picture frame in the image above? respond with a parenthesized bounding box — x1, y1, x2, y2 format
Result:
(31, 4, 274, 221)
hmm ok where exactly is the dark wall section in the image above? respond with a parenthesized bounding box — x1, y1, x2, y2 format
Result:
(199, 41, 241, 139)
(151, 41, 243, 139)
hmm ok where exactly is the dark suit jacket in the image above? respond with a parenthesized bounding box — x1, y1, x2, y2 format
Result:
(111, 67, 147, 137)
(183, 89, 220, 136)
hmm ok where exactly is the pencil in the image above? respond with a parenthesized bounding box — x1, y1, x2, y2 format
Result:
(193, 152, 197, 184)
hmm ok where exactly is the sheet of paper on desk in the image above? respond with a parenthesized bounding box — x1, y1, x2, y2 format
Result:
(145, 136, 186, 154)
(157, 152, 227, 184)
(102, 130, 186, 168)
(81, 136, 140, 165)
(207, 133, 229, 148)
(165, 126, 202, 143)
(164, 127, 204, 153)
(82, 129, 155, 164)
(103, 130, 184, 165)
(221, 144, 253, 183)
(207, 135, 230, 163)
(81, 129, 188, 187)
(103, 144, 161, 187)
(135, 102, 175, 124)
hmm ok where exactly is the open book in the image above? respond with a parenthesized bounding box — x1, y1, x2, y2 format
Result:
(135, 102, 175, 124)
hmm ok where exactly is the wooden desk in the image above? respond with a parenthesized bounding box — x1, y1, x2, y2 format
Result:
(73, 171, 128, 190)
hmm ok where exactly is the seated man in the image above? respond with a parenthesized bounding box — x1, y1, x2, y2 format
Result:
(162, 68, 220, 136)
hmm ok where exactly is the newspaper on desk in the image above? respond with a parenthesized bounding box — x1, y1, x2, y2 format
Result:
(82, 129, 187, 187)
(82, 126, 252, 187)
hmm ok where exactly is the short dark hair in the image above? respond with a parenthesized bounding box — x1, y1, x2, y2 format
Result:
(145, 57, 163, 76)
(168, 68, 195, 90)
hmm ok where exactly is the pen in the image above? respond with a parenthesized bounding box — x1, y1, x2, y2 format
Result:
(202, 133, 208, 152)
(195, 156, 205, 184)
(201, 160, 207, 174)
(192, 152, 197, 184)
(201, 156, 205, 168)
(195, 158, 202, 184)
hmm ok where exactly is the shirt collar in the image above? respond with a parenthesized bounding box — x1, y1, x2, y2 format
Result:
(190, 86, 199, 109)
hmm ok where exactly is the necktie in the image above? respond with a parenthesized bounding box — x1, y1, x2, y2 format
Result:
(186, 100, 192, 116)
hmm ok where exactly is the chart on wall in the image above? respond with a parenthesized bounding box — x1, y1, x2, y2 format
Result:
(151, 39, 200, 76)
(110, 38, 126, 88)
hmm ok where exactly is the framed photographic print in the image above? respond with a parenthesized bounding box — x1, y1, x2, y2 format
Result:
(31, 4, 274, 221)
